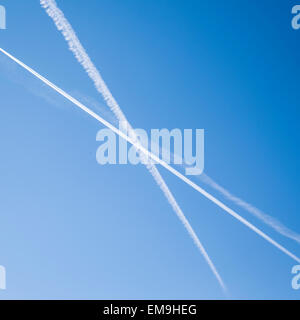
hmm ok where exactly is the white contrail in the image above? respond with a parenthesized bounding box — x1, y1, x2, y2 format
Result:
(39, 0, 227, 292)
(1, 47, 300, 269)
(135, 142, 300, 246)
(200, 173, 300, 244)
(140, 138, 300, 246)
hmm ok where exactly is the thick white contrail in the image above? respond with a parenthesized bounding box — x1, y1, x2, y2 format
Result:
(39, 0, 227, 292)
(200, 174, 300, 245)
(1, 47, 300, 268)
(40, 0, 300, 250)
(0, 47, 226, 293)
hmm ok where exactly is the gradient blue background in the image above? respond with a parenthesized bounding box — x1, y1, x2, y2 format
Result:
(0, 0, 300, 299)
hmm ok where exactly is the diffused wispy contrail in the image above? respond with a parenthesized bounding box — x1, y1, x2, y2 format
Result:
(200, 173, 300, 244)
(39, 0, 227, 291)
(1, 47, 299, 268)
(140, 137, 300, 246)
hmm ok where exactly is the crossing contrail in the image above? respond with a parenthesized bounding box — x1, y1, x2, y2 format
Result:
(1, 47, 299, 268)
(39, 0, 300, 250)
(39, 0, 227, 292)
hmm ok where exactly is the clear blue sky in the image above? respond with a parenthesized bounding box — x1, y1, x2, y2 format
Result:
(0, 0, 300, 299)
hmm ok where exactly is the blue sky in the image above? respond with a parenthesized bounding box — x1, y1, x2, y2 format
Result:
(0, 0, 300, 299)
